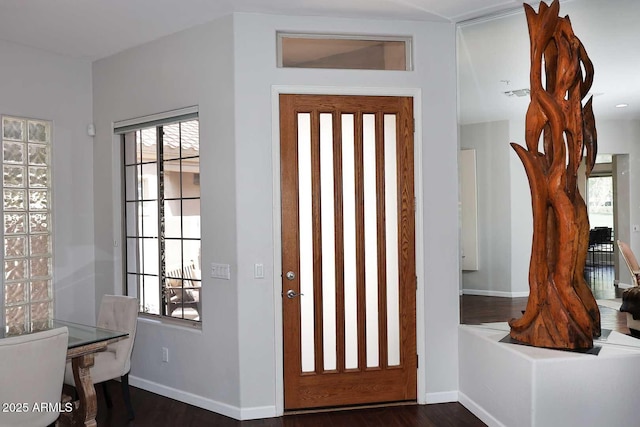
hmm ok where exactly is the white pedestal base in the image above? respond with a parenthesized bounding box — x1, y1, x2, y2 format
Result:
(459, 323, 640, 427)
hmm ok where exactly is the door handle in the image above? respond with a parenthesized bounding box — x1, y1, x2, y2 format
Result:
(286, 289, 304, 299)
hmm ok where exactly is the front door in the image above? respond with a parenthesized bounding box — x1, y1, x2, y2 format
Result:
(280, 94, 416, 410)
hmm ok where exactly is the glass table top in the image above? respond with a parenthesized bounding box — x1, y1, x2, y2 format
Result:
(1, 319, 127, 349)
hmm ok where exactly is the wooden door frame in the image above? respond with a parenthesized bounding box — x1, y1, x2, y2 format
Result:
(270, 86, 425, 416)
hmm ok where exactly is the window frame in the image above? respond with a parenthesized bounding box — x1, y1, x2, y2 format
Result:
(117, 108, 201, 326)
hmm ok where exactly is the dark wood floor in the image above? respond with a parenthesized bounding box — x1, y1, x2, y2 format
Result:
(93, 382, 485, 426)
(460, 285, 629, 335)
(90, 286, 631, 427)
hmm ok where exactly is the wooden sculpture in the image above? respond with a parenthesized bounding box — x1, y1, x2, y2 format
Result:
(508, 0, 600, 349)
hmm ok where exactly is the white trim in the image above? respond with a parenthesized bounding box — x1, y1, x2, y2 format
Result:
(239, 405, 278, 420)
(129, 375, 276, 421)
(413, 94, 426, 405)
(458, 391, 507, 427)
(112, 132, 124, 297)
(136, 315, 203, 333)
(270, 84, 425, 414)
(462, 289, 529, 298)
(270, 89, 285, 416)
(425, 390, 458, 404)
(113, 105, 198, 133)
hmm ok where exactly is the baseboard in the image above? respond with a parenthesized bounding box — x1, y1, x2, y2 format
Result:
(240, 405, 277, 420)
(458, 391, 506, 427)
(129, 375, 276, 421)
(462, 289, 529, 298)
(425, 390, 458, 404)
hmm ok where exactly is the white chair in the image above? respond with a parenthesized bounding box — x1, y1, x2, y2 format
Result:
(64, 295, 138, 420)
(0, 327, 69, 427)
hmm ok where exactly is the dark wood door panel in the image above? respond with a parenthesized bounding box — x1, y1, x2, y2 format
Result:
(281, 94, 416, 410)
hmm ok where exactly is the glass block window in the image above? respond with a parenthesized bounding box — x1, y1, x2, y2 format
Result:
(2, 116, 53, 331)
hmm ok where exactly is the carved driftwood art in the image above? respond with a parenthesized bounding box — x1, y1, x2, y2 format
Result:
(509, 0, 600, 350)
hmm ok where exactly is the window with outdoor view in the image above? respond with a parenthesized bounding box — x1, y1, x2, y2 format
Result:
(120, 112, 201, 322)
(2, 116, 53, 332)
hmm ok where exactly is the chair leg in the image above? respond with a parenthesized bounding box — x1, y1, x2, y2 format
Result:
(101, 381, 113, 408)
(121, 373, 135, 420)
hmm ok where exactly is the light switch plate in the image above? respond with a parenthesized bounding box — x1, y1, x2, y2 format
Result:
(211, 262, 231, 280)
(254, 263, 264, 279)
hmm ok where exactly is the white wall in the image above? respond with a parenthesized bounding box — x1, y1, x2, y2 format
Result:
(92, 12, 459, 419)
(460, 149, 479, 271)
(92, 16, 243, 415)
(596, 120, 640, 286)
(509, 118, 533, 295)
(0, 40, 94, 324)
(233, 12, 459, 409)
(461, 118, 640, 297)
(614, 155, 631, 284)
(460, 121, 512, 296)
(508, 118, 640, 294)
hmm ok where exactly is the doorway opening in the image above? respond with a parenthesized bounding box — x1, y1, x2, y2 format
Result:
(585, 157, 615, 296)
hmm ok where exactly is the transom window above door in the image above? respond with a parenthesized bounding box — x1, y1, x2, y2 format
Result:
(277, 33, 413, 71)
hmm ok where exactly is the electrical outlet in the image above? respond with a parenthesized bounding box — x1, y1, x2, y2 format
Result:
(162, 347, 169, 363)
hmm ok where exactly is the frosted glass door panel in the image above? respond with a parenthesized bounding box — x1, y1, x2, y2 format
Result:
(297, 113, 315, 373)
(294, 111, 404, 372)
(384, 115, 400, 366)
(362, 114, 379, 368)
(342, 114, 358, 370)
(320, 113, 337, 371)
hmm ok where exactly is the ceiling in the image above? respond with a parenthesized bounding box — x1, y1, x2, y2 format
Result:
(0, 0, 635, 123)
(0, 0, 540, 60)
(458, 0, 640, 123)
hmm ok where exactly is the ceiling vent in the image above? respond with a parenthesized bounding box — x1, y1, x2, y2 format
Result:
(503, 88, 530, 97)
